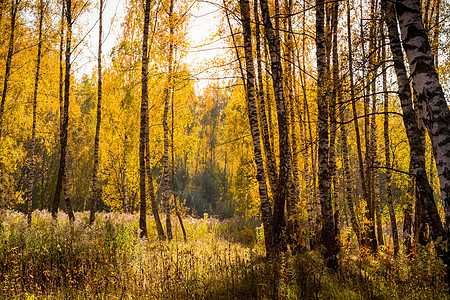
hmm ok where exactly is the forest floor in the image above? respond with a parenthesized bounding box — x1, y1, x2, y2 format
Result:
(0, 210, 448, 299)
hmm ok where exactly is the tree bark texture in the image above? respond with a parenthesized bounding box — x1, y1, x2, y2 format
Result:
(253, 0, 277, 196)
(316, 0, 338, 267)
(52, 0, 74, 222)
(89, 0, 103, 224)
(239, 0, 274, 257)
(381, 26, 399, 256)
(347, 0, 372, 251)
(162, 0, 174, 241)
(395, 0, 450, 249)
(27, 0, 45, 225)
(283, 0, 300, 242)
(383, 0, 446, 248)
(139, 0, 152, 238)
(330, 0, 340, 240)
(0, 0, 18, 138)
(259, 0, 291, 251)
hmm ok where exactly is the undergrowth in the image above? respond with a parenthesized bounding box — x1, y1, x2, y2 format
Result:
(0, 210, 447, 299)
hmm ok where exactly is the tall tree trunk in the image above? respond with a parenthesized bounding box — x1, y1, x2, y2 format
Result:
(58, 0, 64, 144)
(259, 0, 291, 251)
(253, 0, 277, 195)
(330, 0, 340, 240)
(316, 0, 338, 268)
(0, 0, 18, 138)
(52, 0, 74, 222)
(381, 28, 399, 256)
(383, 0, 446, 254)
(360, 6, 375, 253)
(162, 0, 174, 241)
(399, 4, 450, 284)
(347, 0, 373, 251)
(27, 0, 45, 225)
(337, 4, 359, 241)
(55, 0, 64, 213)
(369, 18, 383, 246)
(170, 59, 187, 242)
(299, 6, 318, 248)
(372, 81, 384, 247)
(89, 0, 104, 225)
(139, 0, 152, 238)
(239, 0, 274, 257)
(341, 100, 362, 245)
(283, 0, 300, 242)
(396, 0, 450, 247)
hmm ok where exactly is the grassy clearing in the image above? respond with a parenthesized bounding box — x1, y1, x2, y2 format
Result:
(0, 210, 448, 299)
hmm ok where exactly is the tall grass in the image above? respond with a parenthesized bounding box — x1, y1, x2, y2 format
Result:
(0, 210, 447, 299)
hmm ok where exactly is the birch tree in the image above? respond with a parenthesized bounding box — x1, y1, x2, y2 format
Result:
(89, 0, 104, 224)
(27, 0, 46, 224)
(139, 0, 152, 238)
(239, 0, 274, 256)
(395, 0, 450, 253)
(52, 0, 75, 222)
(317, 0, 338, 267)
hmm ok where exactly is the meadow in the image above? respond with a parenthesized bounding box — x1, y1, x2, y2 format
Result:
(0, 210, 447, 299)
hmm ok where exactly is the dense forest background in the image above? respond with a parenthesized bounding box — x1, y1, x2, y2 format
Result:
(1, 0, 450, 297)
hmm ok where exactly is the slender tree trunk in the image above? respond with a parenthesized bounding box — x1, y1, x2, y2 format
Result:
(299, 7, 318, 248)
(381, 27, 399, 256)
(27, 0, 45, 225)
(89, 0, 103, 224)
(361, 8, 376, 253)
(0, 0, 18, 138)
(372, 85, 384, 247)
(347, 0, 372, 251)
(260, 0, 291, 251)
(404, 163, 414, 256)
(162, 0, 174, 241)
(264, 44, 275, 153)
(330, 0, 339, 240)
(369, 19, 383, 247)
(316, 0, 338, 268)
(239, 0, 274, 256)
(170, 59, 187, 242)
(254, 0, 277, 195)
(123, 136, 128, 213)
(52, 0, 74, 222)
(58, 0, 64, 138)
(139, 0, 152, 238)
(145, 117, 165, 240)
(283, 0, 300, 242)
(55, 0, 64, 215)
(341, 102, 362, 245)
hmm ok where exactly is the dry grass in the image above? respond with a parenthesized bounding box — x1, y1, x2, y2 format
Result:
(0, 210, 448, 299)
